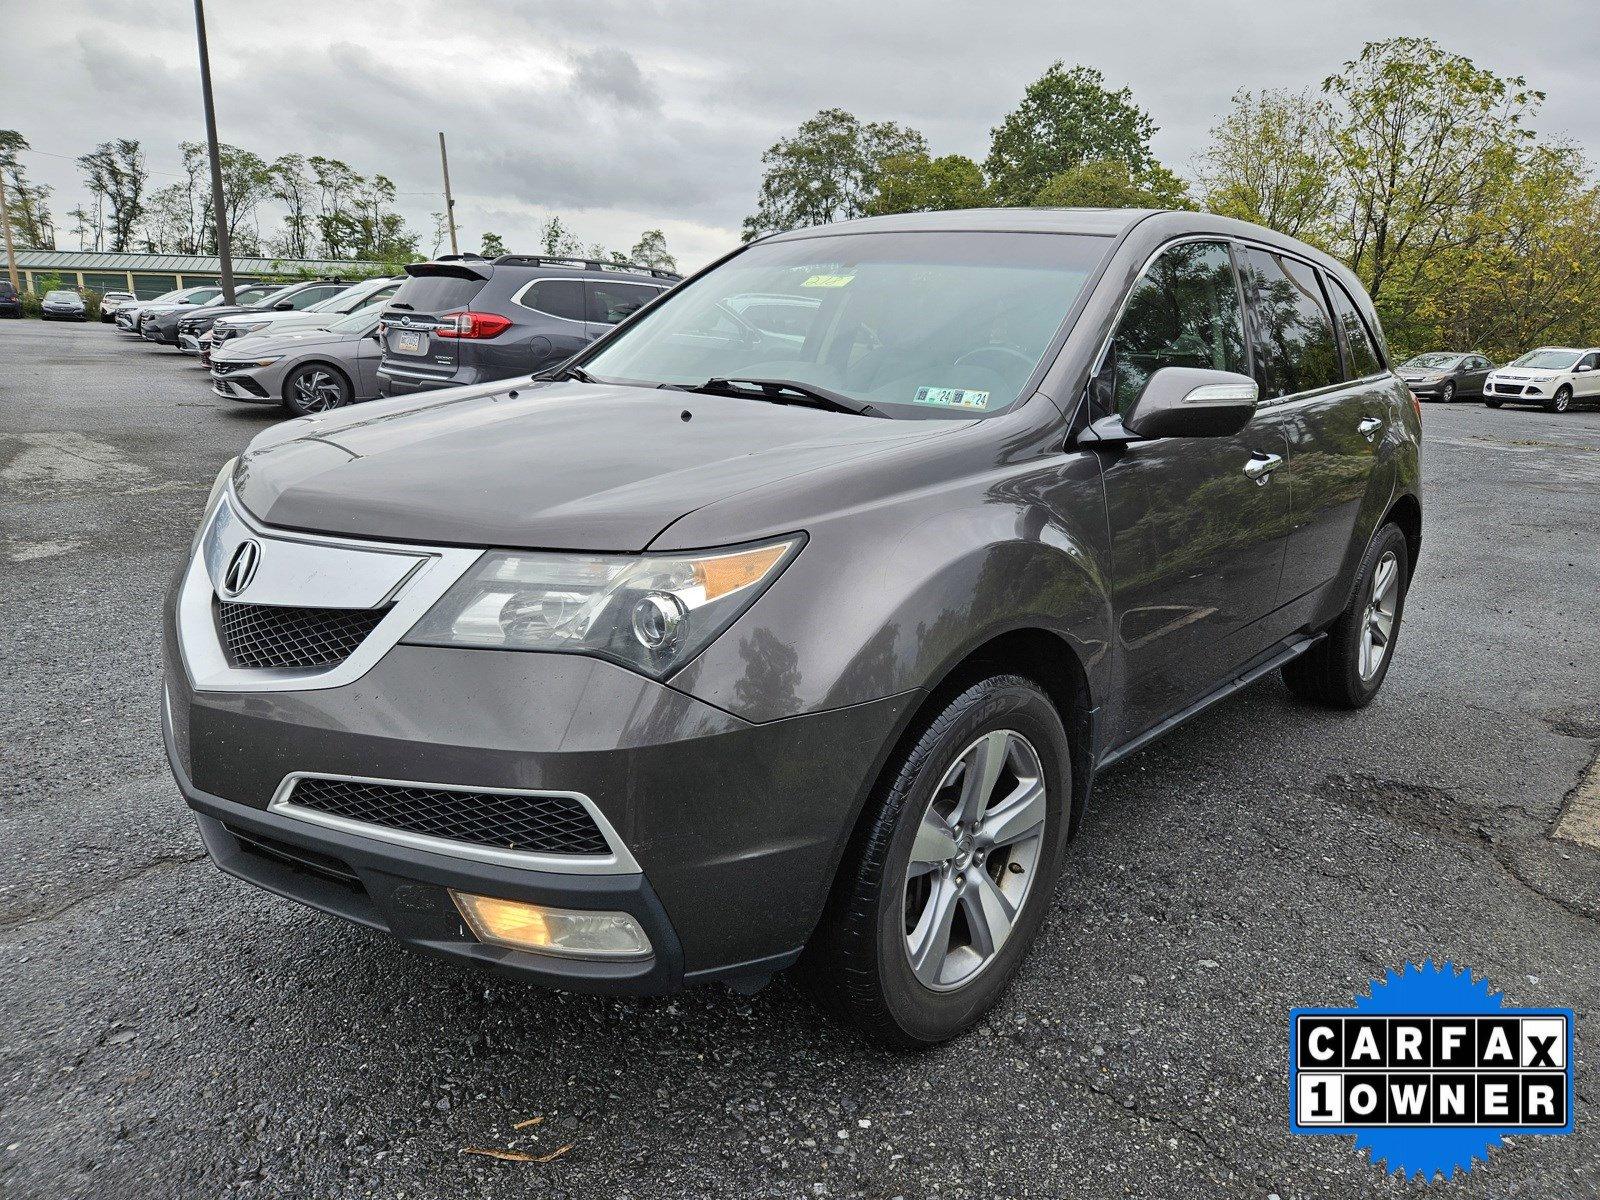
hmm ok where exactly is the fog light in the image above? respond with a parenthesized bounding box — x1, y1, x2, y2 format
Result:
(450, 891, 652, 959)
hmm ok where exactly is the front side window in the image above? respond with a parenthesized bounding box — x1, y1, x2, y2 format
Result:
(1327, 279, 1383, 378)
(184, 288, 223, 305)
(1239, 248, 1341, 398)
(1102, 240, 1247, 419)
(587, 282, 663, 325)
(583, 231, 1109, 419)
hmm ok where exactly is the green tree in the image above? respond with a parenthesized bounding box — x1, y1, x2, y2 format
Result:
(1032, 158, 1191, 209)
(985, 64, 1167, 206)
(540, 216, 582, 256)
(76, 139, 147, 252)
(865, 152, 988, 216)
(1196, 89, 1339, 239)
(627, 229, 677, 271)
(308, 155, 361, 258)
(1320, 36, 1540, 306)
(742, 108, 927, 238)
(479, 231, 507, 258)
(0, 131, 55, 249)
(267, 154, 316, 259)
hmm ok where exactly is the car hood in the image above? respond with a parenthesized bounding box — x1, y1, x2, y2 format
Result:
(228, 312, 337, 333)
(216, 328, 355, 359)
(234, 381, 962, 551)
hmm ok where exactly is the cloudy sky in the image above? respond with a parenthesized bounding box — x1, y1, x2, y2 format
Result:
(7, 0, 1599, 269)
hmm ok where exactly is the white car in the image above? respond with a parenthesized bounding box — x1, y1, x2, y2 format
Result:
(210, 276, 402, 352)
(1483, 347, 1600, 413)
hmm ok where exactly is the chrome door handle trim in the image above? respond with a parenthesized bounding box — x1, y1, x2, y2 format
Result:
(1243, 452, 1283, 483)
(1358, 416, 1383, 440)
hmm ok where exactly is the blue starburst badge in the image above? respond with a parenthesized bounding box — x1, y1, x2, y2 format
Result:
(1289, 961, 1574, 1181)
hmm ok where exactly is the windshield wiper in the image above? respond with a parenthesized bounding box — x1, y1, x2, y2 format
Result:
(691, 377, 886, 417)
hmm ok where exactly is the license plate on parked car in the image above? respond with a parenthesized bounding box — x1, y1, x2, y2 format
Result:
(393, 330, 423, 354)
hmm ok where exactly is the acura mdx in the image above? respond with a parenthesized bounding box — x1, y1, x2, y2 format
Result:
(163, 209, 1421, 1045)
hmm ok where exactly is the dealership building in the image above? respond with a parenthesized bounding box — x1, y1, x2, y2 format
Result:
(8, 249, 387, 298)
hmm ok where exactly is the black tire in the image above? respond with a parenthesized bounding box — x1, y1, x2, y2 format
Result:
(1439, 381, 1455, 404)
(283, 363, 353, 416)
(802, 674, 1073, 1046)
(1484, 398, 1502, 409)
(1283, 522, 1410, 709)
(1547, 385, 1572, 414)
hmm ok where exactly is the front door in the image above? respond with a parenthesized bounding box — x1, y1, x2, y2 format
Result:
(1093, 240, 1291, 742)
(1574, 352, 1600, 398)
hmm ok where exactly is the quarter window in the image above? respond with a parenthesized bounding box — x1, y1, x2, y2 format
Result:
(1104, 240, 1247, 419)
(522, 279, 586, 322)
(1325, 278, 1383, 379)
(1239, 248, 1342, 398)
(586, 282, 662, 325)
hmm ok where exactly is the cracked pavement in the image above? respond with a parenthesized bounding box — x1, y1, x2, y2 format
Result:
(2, 321, 1597, 1198)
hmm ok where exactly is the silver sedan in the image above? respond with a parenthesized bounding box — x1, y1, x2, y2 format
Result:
(209, 305, 385, 416)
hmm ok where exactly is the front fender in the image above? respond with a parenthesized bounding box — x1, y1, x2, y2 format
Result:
(667, 452, 1113, 725)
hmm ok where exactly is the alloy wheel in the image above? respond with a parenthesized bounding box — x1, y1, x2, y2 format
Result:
(902, 729, 1047, 992)
(292, 369, 345, 413)
(1440, 382, 1454, 403)
(1553, 388, 1571, 413)
(1359, 550, 1400, 682)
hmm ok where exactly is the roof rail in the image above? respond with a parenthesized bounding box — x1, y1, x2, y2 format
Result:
(490, 254, 681, 281)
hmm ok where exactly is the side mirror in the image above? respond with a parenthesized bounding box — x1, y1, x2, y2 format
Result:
(1577, 364, 1593, 373)
(1123, 367, 1259, 438)
(274, 301, 293, 310)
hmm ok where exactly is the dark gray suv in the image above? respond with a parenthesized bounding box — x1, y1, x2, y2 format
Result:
(164, 209, 1420, 1045)
(375, 254, 679, 396)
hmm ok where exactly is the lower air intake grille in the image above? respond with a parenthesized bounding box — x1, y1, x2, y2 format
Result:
(288, 777, 611, 856)
(216, 600, 388, 670)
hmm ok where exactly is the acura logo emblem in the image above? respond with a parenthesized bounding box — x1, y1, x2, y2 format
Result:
(222, 539, 261, 597)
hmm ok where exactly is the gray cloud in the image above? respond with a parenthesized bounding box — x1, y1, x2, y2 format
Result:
(8, 0, 1600, 269)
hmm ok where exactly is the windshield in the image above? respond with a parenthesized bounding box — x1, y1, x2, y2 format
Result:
(327, 300, 388, 333)
(1400, 353, 1462, 370)
(307, 284, 365, 313)
(583, 231, 1109, 418)
(45, 291, 78, 301)
(1509, 349, 1582, 370)
(235, 286, 282, 305)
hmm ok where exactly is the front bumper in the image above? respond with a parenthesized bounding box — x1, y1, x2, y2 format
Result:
(163, 501, 911, 992)
(210, 364, 277, 402)
(178, 332, 201, 354)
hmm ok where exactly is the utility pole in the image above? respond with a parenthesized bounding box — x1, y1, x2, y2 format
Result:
(0, 167, 19, 292)
(438, 132, 460, 256)
(193, 0, 235, 302)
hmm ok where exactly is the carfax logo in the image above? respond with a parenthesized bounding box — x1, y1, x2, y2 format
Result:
(1289, 961, 1574, 1181)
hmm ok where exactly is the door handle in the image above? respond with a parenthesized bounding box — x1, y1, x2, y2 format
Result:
(1358, 416, 1383, 441)
(1243, 452, 1283, 484)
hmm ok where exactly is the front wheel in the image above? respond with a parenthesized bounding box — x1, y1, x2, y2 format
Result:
(803, 675, 1072, 1046)
(1547, 385, 1572, 414)
(1283, 522, 1410, 708)
(283, 364, 352, 416)
(1484, 398, 1503, 409)
(1439, 381, 1455, 404)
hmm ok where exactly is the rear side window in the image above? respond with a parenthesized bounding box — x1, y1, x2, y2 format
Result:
(587, 282, 661, 325)
(521, 279, 586, 322)
(388, 273, 487, 315)
(1239, 248, 1341, 397)
(1105, 240, 1247, 419)
(1325, 277, 1383, 378)
(286, 285, 343, 309)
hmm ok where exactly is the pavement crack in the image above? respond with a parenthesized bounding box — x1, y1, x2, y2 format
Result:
(0, 851, 208, 931)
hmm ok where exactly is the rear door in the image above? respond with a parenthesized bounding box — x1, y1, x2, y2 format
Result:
(381, 266, 489, 383)
(584, 280, 665, 340)
(1242, 249, 1386, 604)
(515, 278, 591, 372)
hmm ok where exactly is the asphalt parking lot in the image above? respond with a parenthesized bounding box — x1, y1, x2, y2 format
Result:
(2, 319, 1597, 1199)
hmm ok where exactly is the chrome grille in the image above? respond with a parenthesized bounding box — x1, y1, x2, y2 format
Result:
(215, 599, 388, 670)
(287, 777, 611, 856)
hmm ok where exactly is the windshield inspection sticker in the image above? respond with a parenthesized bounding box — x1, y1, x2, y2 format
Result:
(913, 386, 990, 411)
(1290, 961, 1574, 1182)
(800, 273, 855, 288)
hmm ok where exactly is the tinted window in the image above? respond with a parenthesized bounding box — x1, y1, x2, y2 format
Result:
(585, 231, 1108, 419)
(1239, 248, 1341, 397)
(387, 273, 486, 315)
(587, 282, 662, 325)
(1104, 240, 1247, 419)
(1326, 278, 1383, 378)
(184, 288, 223, 304)
(523, 279, 586, 322)
(730, 295, 820, 339)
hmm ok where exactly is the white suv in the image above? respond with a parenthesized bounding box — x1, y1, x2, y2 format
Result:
(1484, 347, 1600, 413)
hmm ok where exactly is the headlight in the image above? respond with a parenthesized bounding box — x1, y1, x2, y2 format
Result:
(243, 355, 283, 367)
(406, 536, 804, 678)
(229, 321, 269, 336)
(191, 458, 237, 554)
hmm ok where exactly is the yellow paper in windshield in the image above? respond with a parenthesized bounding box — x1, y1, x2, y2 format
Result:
(801, 273, 855, 288)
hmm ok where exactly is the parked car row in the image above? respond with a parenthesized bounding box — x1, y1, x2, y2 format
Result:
(1396, 346, 1599, 413)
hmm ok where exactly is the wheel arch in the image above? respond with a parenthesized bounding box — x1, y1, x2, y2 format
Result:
(1383, 491, 1422, 569)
